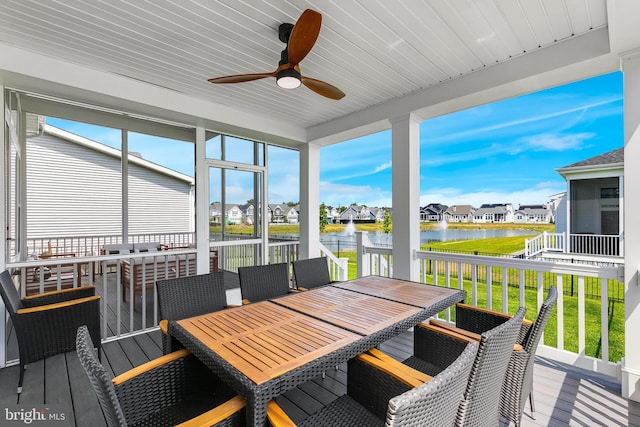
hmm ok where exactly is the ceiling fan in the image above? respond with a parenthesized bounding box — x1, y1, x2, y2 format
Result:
(208, 9, 345, 100)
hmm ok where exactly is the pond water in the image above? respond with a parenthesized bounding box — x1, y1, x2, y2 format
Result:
(319, 228, 536, 252)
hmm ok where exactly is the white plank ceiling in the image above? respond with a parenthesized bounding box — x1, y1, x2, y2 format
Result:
(0, 0, 631, 144)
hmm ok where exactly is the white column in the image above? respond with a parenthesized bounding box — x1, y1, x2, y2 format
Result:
(391, 114, 421, 281)
(195, 127, 209, 273)
(622, 51, 640, 402)
(299, 143, 321, 259)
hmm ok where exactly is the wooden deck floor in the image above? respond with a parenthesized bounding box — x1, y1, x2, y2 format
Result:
(0, 327, 636, 427)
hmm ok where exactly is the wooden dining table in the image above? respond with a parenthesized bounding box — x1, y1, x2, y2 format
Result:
(169, 275, 465, 426)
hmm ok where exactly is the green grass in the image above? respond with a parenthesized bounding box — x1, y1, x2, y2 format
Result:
(333, 235, 624, 363)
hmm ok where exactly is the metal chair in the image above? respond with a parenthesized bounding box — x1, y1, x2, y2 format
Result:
(429, 287, 558, 426)
(0, 269, 101, 394)
(402, 306, 526, 426)
(267, 341, 478, 427)
(156, 271, 230, 354)
(238, 263, 291, 304)
(292, 257, 335, 290)
(76, 325, 245, 427)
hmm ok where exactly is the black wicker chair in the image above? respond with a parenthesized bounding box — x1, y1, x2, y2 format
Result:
(76, 326, 245, 427)
(396, 306, 526, 427)
(0, 269, 101, 394)
(429, 287, 557, 426)
(156, 271, 231, 354)
(292, 257, 335, 290)
(237, 263, 291, 304)
(267, 341, 478, 427)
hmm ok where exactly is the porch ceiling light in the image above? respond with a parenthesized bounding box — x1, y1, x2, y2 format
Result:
(276, 67, 301, 89)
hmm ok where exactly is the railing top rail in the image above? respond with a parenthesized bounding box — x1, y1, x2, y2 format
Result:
(414, 249, 622, 280)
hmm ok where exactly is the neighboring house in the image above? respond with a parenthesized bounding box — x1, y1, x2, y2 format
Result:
(444, 205, 475, 223)
(268, 204, 289, 223)
(555, 147, 623, 255)
(325, 206, 340, 223)
(420, 203, 448, 222)
(370, 207, 390, 222)
(23, 124, 194, 241)
(514, 204, 553, 223)
(285, 205, 299, 224)
(339, 205, 376, 223)
(209, 202, 243, 225)
(241, 203, 254, 224)
(473, 203, 514, 223)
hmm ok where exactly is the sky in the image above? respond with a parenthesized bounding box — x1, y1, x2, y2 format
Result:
(46, 71, 623, 209)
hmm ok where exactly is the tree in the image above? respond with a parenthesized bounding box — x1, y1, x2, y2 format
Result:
(319, 203, 328, 232)
(383, 208, 392, 234)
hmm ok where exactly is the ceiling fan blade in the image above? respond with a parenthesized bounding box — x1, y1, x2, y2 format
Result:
(288, 9, 322, 67)
(208, 72, 275, 84)
(301, 76, 345, 100)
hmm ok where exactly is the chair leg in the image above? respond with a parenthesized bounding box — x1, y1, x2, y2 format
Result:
(529, 391, 536, 419)
(17, 363, 25, 394)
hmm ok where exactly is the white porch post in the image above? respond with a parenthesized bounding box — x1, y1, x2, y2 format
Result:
(195, 126, 209, 273)
(622, 51, 640, 401)
(299, 143, 321, 259)
(391, 114, 420, 281)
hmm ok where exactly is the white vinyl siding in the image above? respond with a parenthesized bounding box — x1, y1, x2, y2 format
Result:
(26, 132, 192, 238)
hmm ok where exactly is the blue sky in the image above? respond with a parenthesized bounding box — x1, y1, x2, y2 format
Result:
(47, 71, 622, 209)
(320, 71, 623, 209)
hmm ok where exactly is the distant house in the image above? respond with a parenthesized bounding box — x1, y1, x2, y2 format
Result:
(473, 203, 514, 223)
(325, 206, 340, 223)
(370, 207, 390, 222)
(420, 203, 448, 222)
(209, 203, 242, 225)
(23, 125, 194, 242)
(555, 147, 623, 255)
(339, 205, 376, 223)
(285, 205, 299, 224)
(514, 204, 553, 223)
(444, 205, 475, 223)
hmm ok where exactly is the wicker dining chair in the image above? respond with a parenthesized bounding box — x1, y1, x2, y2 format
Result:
(238, 262, 291, 304)
(291, 257, 335, 290)
(395, 306, 526, 427)
(156, 271, 231, 354)
(267, 341, 478, 427)
(0, 269, 101, 394)
(76, 326, 245, 427)
(428, 287, 557, 426)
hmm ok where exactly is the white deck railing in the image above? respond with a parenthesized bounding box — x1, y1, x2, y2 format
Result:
(357, 232, 624, 379)
(525, 231, 622, 257)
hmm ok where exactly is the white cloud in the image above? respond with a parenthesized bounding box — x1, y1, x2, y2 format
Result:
(521, 132, 596, 151)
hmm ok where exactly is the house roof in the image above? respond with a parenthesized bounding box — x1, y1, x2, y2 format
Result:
(559, 147, 624, 169)
(445, 205, 475, 215)
(43, 125, 194, 185)
(2, 1, 635, 148)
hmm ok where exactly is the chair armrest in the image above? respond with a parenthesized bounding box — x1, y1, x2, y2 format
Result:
(267, 401, 297, 427)
(16, 295, 100, 315)
(159, 319, 168, 335)
(226, 304, 241, 308)
(429, 319, 481, 341)
(365, 349, 432, 387)
(113, 349, 190, 385)
(22, 285, 96, 307)
(242, 299, 251, 305)
(427, 321, 523, 351)
(176, 395, 246, 427)
(296, 287, 308, 291)
(413, 322, 471, 374)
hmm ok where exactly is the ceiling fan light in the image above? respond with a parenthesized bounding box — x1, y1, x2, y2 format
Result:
(276, 68, 301, 89)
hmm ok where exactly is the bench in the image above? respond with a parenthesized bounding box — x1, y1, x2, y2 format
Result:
(121, 249, 219, 305)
